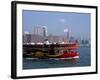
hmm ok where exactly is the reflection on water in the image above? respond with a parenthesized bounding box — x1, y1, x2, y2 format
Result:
(23, 47, 90, 69)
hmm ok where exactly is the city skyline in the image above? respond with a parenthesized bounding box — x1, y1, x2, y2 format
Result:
(22, 10, 90, 39)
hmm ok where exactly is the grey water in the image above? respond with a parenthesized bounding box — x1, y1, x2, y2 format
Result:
(23, 46, 90, 69)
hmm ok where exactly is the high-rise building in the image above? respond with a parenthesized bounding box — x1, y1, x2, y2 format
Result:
(42, 26, 48, 37)
(23, 32, 31, 43)
(32, 25, 48, 37)
(32, 26, 43, 36)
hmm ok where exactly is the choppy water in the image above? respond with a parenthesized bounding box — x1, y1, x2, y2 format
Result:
(23, 47, 90, 69)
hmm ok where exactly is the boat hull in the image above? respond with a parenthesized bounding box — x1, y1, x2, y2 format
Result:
(45, 52, 79, 59)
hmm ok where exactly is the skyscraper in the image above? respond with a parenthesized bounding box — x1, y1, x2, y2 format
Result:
(42, 26, 48, 37)
(32, 25, 48, 37)
(32, 26, 42, 36)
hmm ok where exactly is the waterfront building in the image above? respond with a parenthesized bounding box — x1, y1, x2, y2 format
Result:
(23, 32, 31, 43)
(32, 25, 48, 37)
(23, 26, 68, 44)
(42, 26, 48, 37)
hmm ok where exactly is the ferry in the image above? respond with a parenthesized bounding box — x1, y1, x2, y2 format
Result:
(23, 40, 79, 60)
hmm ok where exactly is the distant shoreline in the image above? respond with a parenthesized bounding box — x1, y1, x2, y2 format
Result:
(78, 45, 90, 47)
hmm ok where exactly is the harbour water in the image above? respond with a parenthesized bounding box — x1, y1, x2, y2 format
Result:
(23, 46, 90, 69)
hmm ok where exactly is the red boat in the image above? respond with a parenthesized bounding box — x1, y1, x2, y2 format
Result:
(44, 40, 79, 59)
(23, 40, 79, 59)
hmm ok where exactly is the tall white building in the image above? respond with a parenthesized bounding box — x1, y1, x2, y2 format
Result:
(32, 25, 48, 37)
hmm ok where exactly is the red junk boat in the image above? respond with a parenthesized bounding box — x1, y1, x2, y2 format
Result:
(23, 40, 79, 60)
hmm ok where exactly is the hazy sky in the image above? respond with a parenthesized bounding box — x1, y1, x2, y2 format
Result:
(22, 10, 90, 39)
